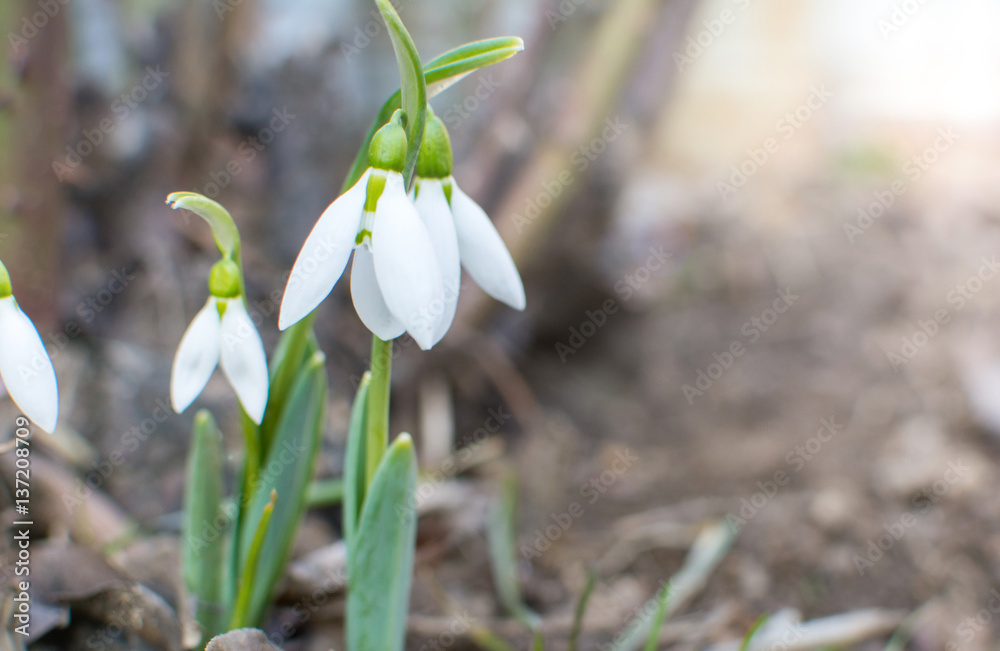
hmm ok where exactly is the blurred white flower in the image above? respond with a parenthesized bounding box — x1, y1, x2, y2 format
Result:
(279, 168, 444, 350)
(171, 296, 269, 424)
(0, 295, 58, 433)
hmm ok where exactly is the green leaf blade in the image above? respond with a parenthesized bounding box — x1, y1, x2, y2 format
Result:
(347, 433, 419, 651)
(238, 351, 329, 626)
(343, 372, 371, 550)
(182, 410, 228, 641)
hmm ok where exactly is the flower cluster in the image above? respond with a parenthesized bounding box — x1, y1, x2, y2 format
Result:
(279, 113, 525, 348)
(167, 111, 524, 420)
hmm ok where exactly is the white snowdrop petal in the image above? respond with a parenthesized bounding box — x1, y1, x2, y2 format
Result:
(450, 183, 526, 310)
(372, 173, 444, 350)
(0, 297, 59, 433)
(351, 247, 406, 341)
(279, 168, 371, 330)
(414, 179, 461, 344)
(219, 299, 270, 425)
(171, 298, 222, 416)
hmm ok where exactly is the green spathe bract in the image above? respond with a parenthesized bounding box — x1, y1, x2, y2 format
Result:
(341, 36, 525, 193)
(166, 192, 241, 260)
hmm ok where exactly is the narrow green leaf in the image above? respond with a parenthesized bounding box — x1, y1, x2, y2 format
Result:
(343, 372, 371, 551)
(341, 36, 525, 192)
(306, 479, 345, 508)
(182, 410, 228, 640)
(166, 192, 241, 259)
(347, 434, 418, 651)
(487, 472, 541, 632)
(231, 489, 277, 630)
(373, 0, 426, 181)
(423, 37, 524, 97)
(643, 587, 670, 651)
(740, 614, 770, 651)
(568, 570, 596, 651)
(238, 352, 328, 626)
(616, 522, 736, 651)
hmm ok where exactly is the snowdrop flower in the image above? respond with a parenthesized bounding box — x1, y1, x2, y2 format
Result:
(0, 261, 58, 433)
(279, 117, 444, 349)
(171, 258, 269, 424)
(411, 116, 525, 344)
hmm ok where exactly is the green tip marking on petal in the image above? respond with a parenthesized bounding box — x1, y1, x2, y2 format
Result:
(209, 259, 242, 299)
(416, 115, 453, 179)
(166, 192, 242, 259)
(0, 259, 12, 299)
(363, 170, 389, 214)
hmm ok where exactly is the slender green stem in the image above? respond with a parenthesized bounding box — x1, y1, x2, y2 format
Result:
(365, 336, 393, 488)
(239, 408, 261, 502)
(230, 489, 277, 629)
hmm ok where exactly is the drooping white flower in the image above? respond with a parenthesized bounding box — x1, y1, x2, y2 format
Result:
(412, 116, 525, 344)
(170, 259, 269, 424)
(279, 121, 444, 350)
(0, 264, 58, 433)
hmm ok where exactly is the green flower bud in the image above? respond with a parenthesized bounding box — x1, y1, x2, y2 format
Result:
(208, 258, 242, 299)
(416, 116, 453, 179)
(368, 121, 408, 173)
(0, 260, 11, 299)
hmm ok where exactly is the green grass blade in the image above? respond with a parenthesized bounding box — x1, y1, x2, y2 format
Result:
(487, 472, 541, 633)
(643, 588, 670, 651)
(347, 434, 419, 651)
(343, 372, 371, 550)
(616, 522, 736, 651)
(568, 570, 596, 651)
(230, 489, 277, 629)
(237, 351, 328, 626)
(182, 410, 228, 640)
(739, 614, 770, 651)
